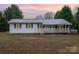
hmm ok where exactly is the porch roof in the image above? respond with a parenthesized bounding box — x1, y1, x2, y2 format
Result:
(8, 19, 72, 25)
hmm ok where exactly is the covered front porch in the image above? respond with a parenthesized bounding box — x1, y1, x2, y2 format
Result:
(42, 25, 71, 33)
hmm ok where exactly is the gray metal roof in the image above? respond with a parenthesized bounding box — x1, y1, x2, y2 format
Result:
(8, 19, 72, 25)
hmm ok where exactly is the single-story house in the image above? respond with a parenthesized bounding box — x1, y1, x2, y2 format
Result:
(8, 19, 72, 33)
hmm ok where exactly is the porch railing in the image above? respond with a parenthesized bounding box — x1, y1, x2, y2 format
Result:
(41, 28, 70, 33)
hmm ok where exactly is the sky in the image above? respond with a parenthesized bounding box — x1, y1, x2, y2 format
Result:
(0, 4, 78, 18)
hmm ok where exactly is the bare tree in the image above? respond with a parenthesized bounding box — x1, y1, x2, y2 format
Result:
(35, 15, 44, 19)
(44, 12, 54, 19)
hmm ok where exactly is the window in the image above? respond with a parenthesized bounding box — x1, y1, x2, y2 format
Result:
(38, 23, 42, 28)
(14, 23, 21, 28)
(26, 23, 33, 28)
(58, 25, 64, 29)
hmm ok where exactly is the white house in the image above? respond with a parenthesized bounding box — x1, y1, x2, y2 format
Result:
(8, 19, 72, 34)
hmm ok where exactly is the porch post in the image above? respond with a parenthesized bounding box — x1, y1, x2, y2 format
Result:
(68, 25, 70, 29)
(65, 25, 66, 29)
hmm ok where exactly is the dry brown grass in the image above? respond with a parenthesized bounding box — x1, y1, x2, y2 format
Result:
(0, 32, 79, 54)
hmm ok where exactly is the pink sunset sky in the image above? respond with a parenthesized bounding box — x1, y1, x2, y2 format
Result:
(0, 4, 79, 18)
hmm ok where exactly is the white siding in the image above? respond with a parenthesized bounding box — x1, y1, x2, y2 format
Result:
(9, 23, 70, 33)
(9, 23, 42, 33)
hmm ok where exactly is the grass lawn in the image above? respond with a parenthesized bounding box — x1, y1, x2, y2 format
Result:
(0, 32, 79, 54)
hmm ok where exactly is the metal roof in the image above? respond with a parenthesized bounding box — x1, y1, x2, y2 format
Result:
(8, 19, 72, 25)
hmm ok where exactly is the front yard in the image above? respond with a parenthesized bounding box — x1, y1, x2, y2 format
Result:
(0, 32, 79, 53)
